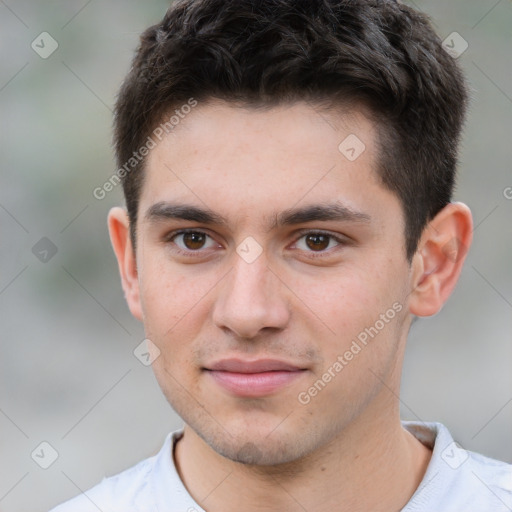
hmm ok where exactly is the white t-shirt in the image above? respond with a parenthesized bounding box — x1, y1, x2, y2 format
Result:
(49, 421, 512, 511)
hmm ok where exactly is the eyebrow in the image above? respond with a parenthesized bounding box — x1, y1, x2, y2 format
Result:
(144, 201, 372, 230)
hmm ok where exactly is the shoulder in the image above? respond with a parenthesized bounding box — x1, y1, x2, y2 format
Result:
(403, 421, 512, 511)
(464, 448, 512, 499)
(49, 435, 173, 512)
(442, 446, 512, 511)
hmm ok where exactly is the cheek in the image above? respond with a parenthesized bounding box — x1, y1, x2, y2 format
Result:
(137, 258, 214, 353)
(289, 268, 379, 331)
(293, 269, 406, 420)
(292, 260, 406, 356)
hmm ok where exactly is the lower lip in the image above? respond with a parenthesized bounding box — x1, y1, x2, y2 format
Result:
(206, 370, 305, 397)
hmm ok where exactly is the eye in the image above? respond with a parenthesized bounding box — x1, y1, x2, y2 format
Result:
(293, 231, 345, 253)
(165, 229, 348, 259)
(168, 230, 219, 252)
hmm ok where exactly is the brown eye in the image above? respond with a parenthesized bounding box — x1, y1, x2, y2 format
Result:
(170, 231, 217, 252)
(294, 231, 345, 255)
(182, 232, 207, 250)
(305, 234, 330, 251)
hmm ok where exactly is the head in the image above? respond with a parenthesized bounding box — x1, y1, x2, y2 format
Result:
(108, 0, 473, 465)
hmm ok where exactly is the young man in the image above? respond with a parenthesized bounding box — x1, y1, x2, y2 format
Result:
(51, 0, 511, 510)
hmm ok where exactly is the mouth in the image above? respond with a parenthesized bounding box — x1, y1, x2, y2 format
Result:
(203, 358, 308, 397)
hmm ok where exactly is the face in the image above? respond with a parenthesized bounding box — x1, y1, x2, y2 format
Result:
(131, 101, 414, 465)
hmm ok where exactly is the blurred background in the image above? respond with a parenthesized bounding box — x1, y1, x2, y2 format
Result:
(0, 1, 511, 510)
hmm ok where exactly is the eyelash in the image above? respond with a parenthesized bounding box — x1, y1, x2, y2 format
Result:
(164, 228, 348, 258)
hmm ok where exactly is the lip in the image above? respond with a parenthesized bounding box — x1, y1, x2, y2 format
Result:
(204, 358, 307, 397)
(207, 358, 303, 373)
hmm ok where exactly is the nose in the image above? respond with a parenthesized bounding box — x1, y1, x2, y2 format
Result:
(212, 251, 290, 340)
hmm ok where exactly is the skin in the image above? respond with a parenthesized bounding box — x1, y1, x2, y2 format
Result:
(108, 100, 473, 512)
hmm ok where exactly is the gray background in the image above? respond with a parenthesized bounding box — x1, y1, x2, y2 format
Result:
(0, 1, 511, 511)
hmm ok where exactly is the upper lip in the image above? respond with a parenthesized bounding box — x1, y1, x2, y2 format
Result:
(206, 358, 304, 373)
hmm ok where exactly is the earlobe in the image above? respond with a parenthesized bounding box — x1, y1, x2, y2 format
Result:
(409, 202, 473, 317)
(107, 207, 143, 321)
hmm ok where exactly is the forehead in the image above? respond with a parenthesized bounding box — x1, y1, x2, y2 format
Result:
(139, 100, 398, 233)
(150, 99, 375, 161)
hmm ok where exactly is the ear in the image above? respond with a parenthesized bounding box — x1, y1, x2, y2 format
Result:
(409, 202, 473, 317)
(108, 207, 143, 321)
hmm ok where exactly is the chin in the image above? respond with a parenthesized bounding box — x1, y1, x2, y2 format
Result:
(191, 415, 322, 467)
(208, 434, 302, 466)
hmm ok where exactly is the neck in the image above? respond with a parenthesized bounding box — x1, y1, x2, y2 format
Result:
(174, 390, 432, 512)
